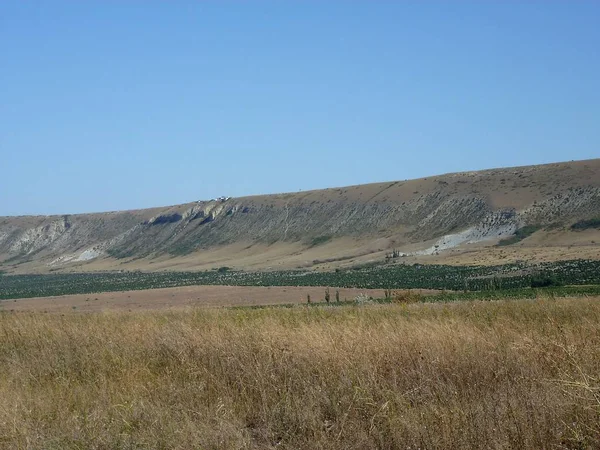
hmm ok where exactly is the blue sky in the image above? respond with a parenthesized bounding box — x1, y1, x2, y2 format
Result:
(1, 2, 599, 216)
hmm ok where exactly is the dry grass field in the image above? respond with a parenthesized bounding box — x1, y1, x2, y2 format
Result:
(1, 296, 599, 449)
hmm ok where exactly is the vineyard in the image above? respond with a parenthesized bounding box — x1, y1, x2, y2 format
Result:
(1, 259, 600, 301)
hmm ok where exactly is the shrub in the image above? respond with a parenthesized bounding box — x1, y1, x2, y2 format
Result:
(571, 217, 600, 231)
(530, 274, 564, 288)
(497, 225, 541, 246)
(310, 235, 332, 247)
(392, 290, 423, 304)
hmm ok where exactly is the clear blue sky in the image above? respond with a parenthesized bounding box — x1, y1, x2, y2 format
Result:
(1, 2, 599, 216)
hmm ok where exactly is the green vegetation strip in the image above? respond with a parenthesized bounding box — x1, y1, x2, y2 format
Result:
(236, 285, 600, 310)
(422, 285, 600, 302)
(1, 259, 600, 301)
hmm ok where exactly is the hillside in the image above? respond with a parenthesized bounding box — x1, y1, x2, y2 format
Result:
(1, 159, 599, 274)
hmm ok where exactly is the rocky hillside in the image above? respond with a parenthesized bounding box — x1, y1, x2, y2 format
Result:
(1, 159, 599, 273)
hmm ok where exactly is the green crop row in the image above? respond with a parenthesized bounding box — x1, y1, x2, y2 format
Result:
(1, 259, 600, 301)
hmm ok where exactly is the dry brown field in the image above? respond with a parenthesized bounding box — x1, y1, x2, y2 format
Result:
(2, 285, 394, 313)
(1, 296, 599, 449)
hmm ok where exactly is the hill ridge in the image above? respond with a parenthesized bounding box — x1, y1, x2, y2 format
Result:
(1, 158, 599, 273)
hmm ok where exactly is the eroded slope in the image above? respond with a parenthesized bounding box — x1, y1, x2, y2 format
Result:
(1, 159, 599, 273)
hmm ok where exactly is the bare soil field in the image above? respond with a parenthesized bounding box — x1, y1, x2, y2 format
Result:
(2, 285, 401, 313)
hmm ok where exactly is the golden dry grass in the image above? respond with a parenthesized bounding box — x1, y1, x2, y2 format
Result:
(1, 297, 599, 449)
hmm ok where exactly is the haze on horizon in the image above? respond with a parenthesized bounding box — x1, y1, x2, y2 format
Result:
(1, 1, 599, 216)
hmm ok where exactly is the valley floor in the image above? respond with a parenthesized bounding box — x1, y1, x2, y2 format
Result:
(0, 285, 391, 313)
(1, 297, 599, 449)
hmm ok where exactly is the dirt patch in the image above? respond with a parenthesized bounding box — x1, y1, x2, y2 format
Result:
(0, 285, 439, 313)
